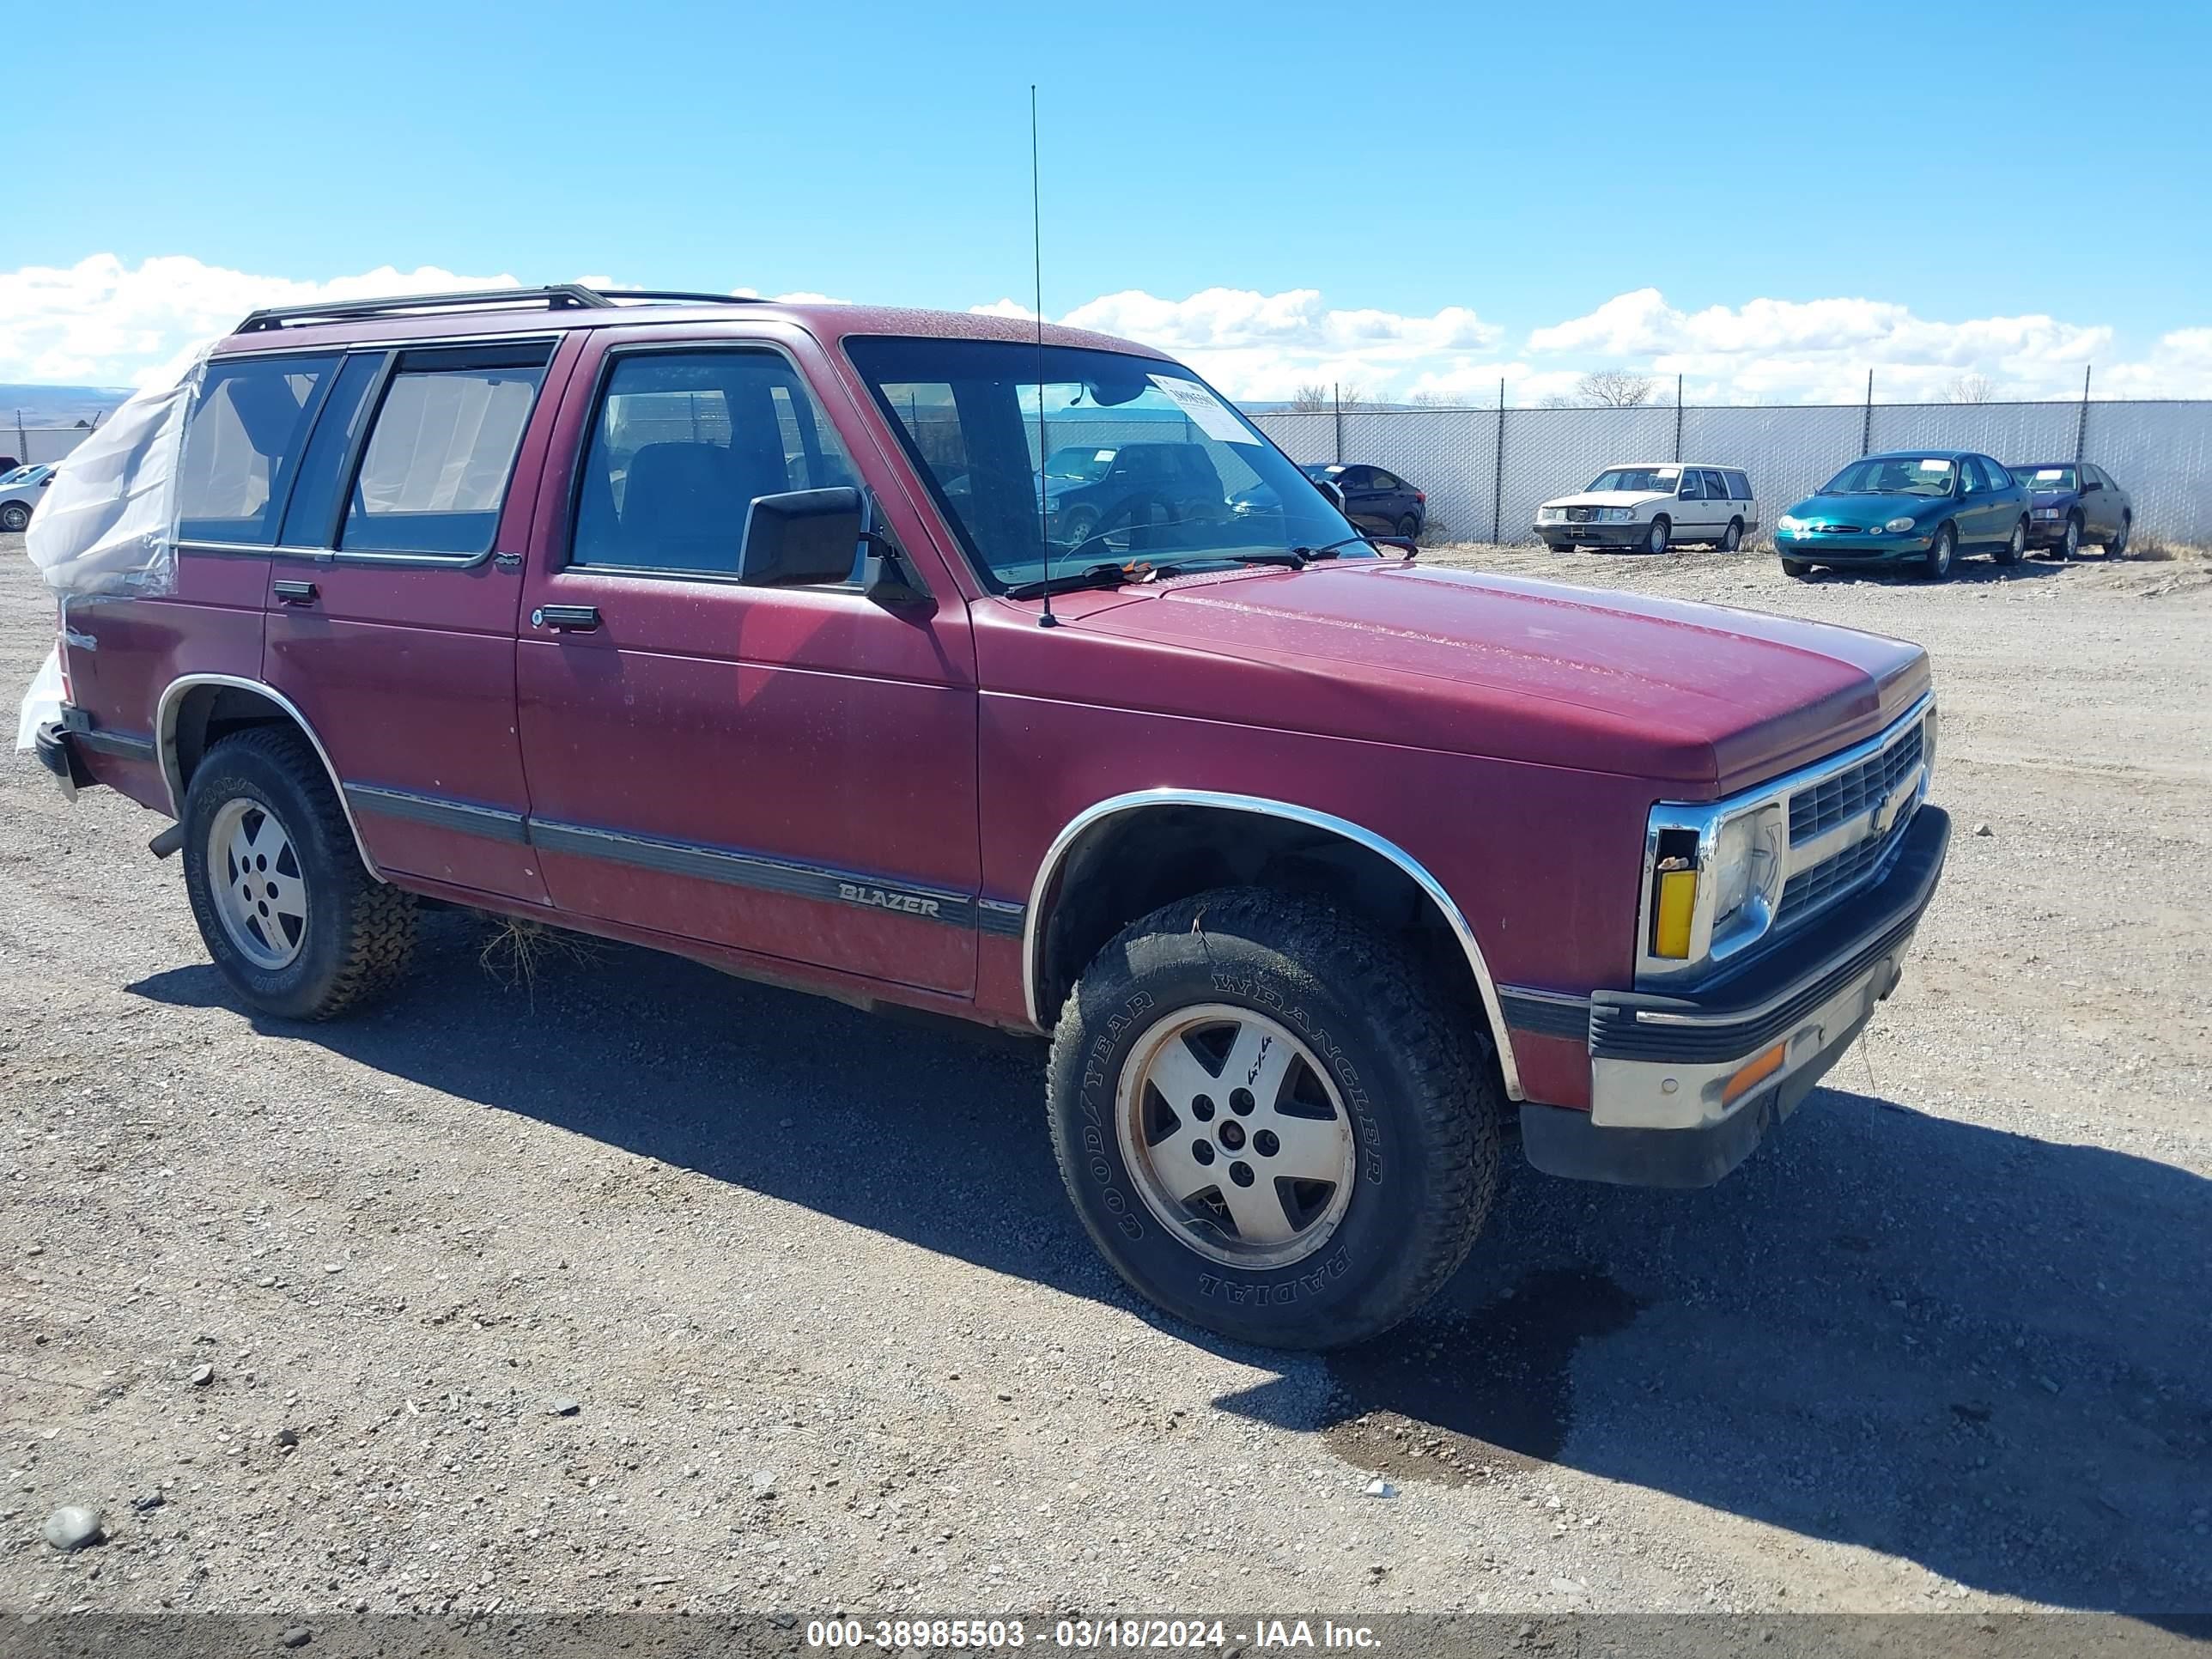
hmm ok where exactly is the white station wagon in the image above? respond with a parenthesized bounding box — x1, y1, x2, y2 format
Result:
(1535, 463, 1759, 554)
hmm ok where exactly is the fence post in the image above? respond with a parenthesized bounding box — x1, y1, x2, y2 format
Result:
(1674, 374, 1684, 461)
(14, 410, 25, 465)
(2074, 365, 2092, 462)
(1861, 371, 1874, 457)
(1333, 384, 1343, 465)
(1491, 378, 1505, 546)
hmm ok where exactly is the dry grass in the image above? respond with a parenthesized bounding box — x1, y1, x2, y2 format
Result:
(477, 915, 602, 1005)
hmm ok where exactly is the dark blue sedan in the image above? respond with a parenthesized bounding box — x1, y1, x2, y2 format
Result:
(2008, 462, 2134, 559)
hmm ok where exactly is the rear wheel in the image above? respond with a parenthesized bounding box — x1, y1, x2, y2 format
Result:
(1719, 518, 1743, 552)
(1395, 514, 1419, 541)
(1994, 518, 2028, 566)
(2107, 514, 2130, 558)
(0, 503, 28, 533)
(1644, 517, 1670, 555)
(1922, 522, 1957, 580)
(1047, 887, 1500, 1349)
(181, 728, 416, 1020)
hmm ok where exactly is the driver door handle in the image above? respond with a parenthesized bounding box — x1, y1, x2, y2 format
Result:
(532, 605, 600, 632)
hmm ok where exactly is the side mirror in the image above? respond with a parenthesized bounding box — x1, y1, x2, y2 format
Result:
(739, 488, 866, 586)
(2081, 478, 2101, 493)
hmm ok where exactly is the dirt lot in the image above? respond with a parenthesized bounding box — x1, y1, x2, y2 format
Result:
(2, 532, 2208, 1624)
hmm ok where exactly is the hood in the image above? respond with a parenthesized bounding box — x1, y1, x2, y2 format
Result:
(1072, 562, 1928, 793)
(1542, 489, 1670, 510)
(2027, 489, 2081, 508)
(1787, 491, 1946, 523)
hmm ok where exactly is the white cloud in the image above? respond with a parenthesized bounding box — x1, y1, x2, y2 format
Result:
(6, 258, 2208, 408)
(0, 254, 524, 386)
(1526, 287, 2123, 403)
(981, 286, 1504, 402)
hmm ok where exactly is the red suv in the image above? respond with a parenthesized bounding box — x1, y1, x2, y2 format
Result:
(33, 286, 1948, 1348)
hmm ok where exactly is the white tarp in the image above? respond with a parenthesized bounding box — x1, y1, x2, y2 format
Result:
(15, 342, 212, 751)
(22, 343, 210, 599)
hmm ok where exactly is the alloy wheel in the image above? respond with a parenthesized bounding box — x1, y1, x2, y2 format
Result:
(207, 797, 309, 970)
(1115, 1003, 1356, 1270)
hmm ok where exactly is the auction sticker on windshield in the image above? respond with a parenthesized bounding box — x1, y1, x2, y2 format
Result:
(1148, 375, 1258, 444)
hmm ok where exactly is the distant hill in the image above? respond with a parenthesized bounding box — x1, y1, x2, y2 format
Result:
(1, 384, 134, 428)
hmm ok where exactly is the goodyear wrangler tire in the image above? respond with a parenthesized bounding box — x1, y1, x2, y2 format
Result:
(181, 728, 417, 1021)
(1046, 887, 1501, 1349)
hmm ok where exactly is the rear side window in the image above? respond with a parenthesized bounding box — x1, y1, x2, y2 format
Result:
(571, 349, 858, 578)
(341, 345, 550, 556)
(176, 355, 337, 544)
(1727, 471, 1753, 500)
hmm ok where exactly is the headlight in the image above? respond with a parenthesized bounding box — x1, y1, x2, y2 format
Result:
(1884, 516, 1917, 533)
(1596, 507, 1634, 523)
(1710, 803, 1784, 931)
(1538, 507, 1560, 523)
(2034, 507, 2063, 520)
(1776, 514, 1802, 532)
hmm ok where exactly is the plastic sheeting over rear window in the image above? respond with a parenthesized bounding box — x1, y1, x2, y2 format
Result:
(22, 340, 212, 599)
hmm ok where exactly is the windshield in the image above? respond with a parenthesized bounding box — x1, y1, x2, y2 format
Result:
(1586, 466, 1680, 494)
(2012, 465, 2076, 490)
(1043, 445, 1116, 482)
(847, 337, 1368, 592)
(1820, 456, 1958, 497)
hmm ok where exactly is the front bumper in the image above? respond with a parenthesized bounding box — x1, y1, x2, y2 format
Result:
(1540, 520, 1644, 548)
(2025, 517, 2075, 546)
(1522, 805, 1950, 1188)
(1775, 532, 1929, 562)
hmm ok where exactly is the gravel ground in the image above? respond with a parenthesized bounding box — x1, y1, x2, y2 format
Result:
(2, 532, 2209, 1624)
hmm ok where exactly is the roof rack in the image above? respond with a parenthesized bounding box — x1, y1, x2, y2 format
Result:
(232, 284, 764, 334)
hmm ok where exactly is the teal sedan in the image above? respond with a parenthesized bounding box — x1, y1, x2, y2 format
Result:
(1774, 451, 2030, 581)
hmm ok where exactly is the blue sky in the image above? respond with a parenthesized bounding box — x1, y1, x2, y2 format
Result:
(5, 0, 2209, 402)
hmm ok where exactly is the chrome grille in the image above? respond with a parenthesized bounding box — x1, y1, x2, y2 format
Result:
(1778, 813, 1911, 921)
(1791, 720, 1924, 844)
(1566, 506, 1594, 522)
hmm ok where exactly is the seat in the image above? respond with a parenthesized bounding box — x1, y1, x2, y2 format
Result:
(617, 441, 750, 572)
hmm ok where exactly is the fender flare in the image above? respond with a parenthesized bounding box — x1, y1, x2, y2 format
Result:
(1022, 788, 1523, 1101)
(154, 673, 385, 882)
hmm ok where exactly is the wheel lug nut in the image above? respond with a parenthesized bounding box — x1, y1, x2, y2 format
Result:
(1229, 1161, 1255, 1188)
(1192, 1140, 1216, 1166)
(1230, 1089, 1255, 1115)
(1254, 1129, 1279, 1158)
(1191, 1095, 1215, 1121)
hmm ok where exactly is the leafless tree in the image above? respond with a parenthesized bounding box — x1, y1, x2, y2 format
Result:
(1288, 384, 1334, 414)
(1938, 373, 1998, 404)
(1576, 369, 1656, 408)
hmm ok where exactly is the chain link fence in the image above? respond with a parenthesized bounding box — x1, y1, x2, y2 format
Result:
(1250, 398, 2212, 546)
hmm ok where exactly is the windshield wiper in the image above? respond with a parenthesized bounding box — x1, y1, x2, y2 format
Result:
(1004, 562, 1140, 600)
(1289, 535, 1371, 560)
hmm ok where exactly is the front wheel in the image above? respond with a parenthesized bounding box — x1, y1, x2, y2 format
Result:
(1923, 522, 1957, 580)
(1644, 516, 1670, 555)
(2058, 514, 2081, 560)
(1047, 888, 1500, 1349)
(1782, 558, 1815, 579)
(1995, 517, 2028, 566)
(181, 728, 417, 1020)
(1719, 518, 1743, 552)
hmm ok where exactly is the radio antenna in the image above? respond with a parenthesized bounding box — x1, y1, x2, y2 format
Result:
(1031, 83, 1059, 628)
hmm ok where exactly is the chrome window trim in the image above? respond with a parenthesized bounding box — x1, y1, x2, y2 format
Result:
(1635, 693, 1935, 988)
(1021, 788, 1523, 1101)
(154, 674, 385, 883)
